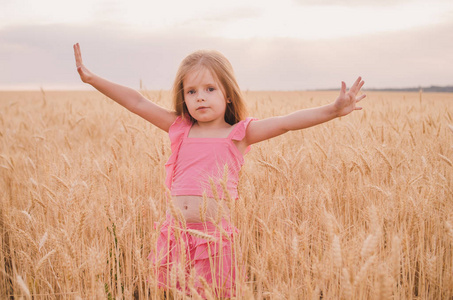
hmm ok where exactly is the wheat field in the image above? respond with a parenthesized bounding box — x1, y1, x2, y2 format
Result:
(0, 89, 452, 299)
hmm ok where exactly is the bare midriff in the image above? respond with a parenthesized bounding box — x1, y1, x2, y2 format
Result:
(171, 195, 231, 223)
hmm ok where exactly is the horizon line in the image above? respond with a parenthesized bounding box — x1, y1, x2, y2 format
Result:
(1, 84, 453, 93)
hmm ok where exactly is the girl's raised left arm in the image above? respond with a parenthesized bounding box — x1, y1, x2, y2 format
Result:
(244, 77, 366, 145)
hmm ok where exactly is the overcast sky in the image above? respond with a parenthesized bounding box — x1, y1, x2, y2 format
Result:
(1, 0, 452, 90)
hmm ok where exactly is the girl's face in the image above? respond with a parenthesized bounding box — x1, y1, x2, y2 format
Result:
(183, 67, 229, 125)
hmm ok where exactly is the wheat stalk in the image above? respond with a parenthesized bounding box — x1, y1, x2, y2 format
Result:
(209, 177, 220, 202)
(341, 268, 353, 300)
(446, 221, 453, 242)
(332, 235, 342, 269)
(199, 192, 208, 222)
(199, 277, 215, 300)
(16, 275, 31, 300)
(375, 147, 393, 170)
(375, 263, 392, 300)
(291, 235, 299, 260)
(359, 153, 371, 174)
(438, 154, 452, 167)
(391, 235, 401, 281)
(38, 231, 48, 251)
(35, 249, 56, 273)
(361, 234, 378, 260)
(186, 228, 215, 241)
(445, 123, 453, 134)
(354, 255, 376, 288)
(425, 253, 437, 284)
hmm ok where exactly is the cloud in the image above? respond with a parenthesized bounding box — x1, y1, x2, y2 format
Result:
(0, 21, 452, 90)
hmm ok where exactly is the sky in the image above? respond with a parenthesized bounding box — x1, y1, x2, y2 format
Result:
(0, 0, 452, 90)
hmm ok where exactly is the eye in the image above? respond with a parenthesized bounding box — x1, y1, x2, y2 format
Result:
(187, 90, 196, 95)
(207, 87, 215, 92)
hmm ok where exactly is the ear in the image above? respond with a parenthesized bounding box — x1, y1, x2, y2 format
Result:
(226, 98, 231, 103)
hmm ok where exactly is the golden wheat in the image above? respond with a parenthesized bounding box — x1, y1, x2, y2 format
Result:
(1, 90, 452, 298)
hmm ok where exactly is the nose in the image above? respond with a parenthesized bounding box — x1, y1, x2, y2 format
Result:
(197, 91, 205, 102)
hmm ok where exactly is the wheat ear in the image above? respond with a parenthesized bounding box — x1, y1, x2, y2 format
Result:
(332, 235, 342, 269)
(341, 268, 353, 300)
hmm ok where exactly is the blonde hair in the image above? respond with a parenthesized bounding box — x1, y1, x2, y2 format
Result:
(172, 50, 247, 125)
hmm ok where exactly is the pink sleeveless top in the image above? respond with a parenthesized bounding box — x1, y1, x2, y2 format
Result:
(165, 116, 256, 199)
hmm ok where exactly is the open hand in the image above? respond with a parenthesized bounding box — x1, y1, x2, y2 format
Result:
(73, 43, 94, 83)
(334, 77, 366, 117)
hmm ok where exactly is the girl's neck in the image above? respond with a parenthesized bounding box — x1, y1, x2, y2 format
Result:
(195, 118, 230, 129)
(189, 120, 233, 138)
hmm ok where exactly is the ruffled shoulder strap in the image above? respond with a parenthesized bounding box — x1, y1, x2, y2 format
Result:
(229, 117, 257, 141)
(229, 117, 257, 155)
(168, 115, 192, 150)
(165, 115, 192, 190)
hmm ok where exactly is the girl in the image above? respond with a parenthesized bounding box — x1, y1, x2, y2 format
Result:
(73, 43, 366, 298)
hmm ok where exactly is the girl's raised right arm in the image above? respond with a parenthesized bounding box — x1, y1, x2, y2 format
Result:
(73, 43, 177, 132)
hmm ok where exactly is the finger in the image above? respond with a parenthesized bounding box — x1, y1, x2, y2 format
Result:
(358, 80, 365, 91)
(73, 43, 79, 63)
(74, 43, 83, 66)
(75, 43, 82, 63)
(355, 106, 363, 110)
(73, 43, 79, 57)
(350, 76, 362, 93)
(340, 81, 346, 97)
(351, 76, 361, 88)
(356, 94, 367, 102)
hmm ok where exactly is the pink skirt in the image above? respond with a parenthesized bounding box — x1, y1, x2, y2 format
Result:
(148, 213, 239, 298)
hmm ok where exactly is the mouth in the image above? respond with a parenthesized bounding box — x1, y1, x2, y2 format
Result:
(196, 106, 209, 110)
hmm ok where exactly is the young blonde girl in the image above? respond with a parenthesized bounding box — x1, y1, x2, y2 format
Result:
(73, 43, 366, 298)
